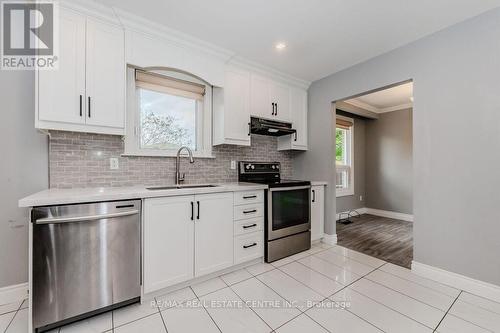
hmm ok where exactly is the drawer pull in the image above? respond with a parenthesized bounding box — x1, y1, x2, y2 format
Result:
(243, 209, 257, 214)
(243, 223, 257, 229)
(243, 243, 257, 249)
(243, 195, 257, 199)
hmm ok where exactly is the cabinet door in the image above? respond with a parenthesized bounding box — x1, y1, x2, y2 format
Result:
(270, 82, 291, 122)
(143, 196, 195, 294)
(291, 88, 308, 148)
(194, 192, 234, 277)
(250, 74, 273, 119)
(224, 69, 251, 145)
(310, 186, 325, 241)
(85, 18, 125, 129)
(38, 9, 85, 124)
(278, 87, 308, 150)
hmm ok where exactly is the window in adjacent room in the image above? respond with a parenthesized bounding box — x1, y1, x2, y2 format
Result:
(336, 116, 354, 196)
(124, 68, 213, 157)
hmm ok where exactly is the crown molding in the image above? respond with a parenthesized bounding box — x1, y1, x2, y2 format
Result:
(113, 8, 235, 62)
(378, 102, 413, 113)
(344, 100, 412, 114)
(60, 0, 311, 90)
(229, 56, 311, 90)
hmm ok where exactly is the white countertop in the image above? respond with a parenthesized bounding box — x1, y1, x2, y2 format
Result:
(19, 183, 268, 207)
(311, 181, 328, 186)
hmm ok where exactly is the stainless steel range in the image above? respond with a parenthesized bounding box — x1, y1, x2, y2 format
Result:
(238, 162, 311, 262)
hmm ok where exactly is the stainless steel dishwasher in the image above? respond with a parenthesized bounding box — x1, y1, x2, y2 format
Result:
(31, 200, 141, 332)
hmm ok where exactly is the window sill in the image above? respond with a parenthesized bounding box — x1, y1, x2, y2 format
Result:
(336, 190, 354, 198)
(122, 150, 216, 159)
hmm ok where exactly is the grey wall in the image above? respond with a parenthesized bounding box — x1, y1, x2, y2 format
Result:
(365, 109, 413, 214)
(49, 132, 295, 188)
(294, 8, 500, 285)
(336, 117, 366, 213)
(0, 71, 48, 288)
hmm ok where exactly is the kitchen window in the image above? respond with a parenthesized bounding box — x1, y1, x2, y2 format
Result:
(336, 116, 354, 196)
(124, 68, 213, 157)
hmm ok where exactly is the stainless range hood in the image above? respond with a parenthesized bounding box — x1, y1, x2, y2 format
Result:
(250, 117, 296, 137)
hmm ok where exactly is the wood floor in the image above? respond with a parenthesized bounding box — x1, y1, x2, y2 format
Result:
(336, 214, 413, 268)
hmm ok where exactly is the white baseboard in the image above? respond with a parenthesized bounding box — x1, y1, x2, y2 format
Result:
(365, 208, 414, 222)
(412, 261, 500, 303)
(0, 283, 28, 305)
(336, 207, 367, 220)
(322, 233, 337, 245)
(336, 207, 413, 222)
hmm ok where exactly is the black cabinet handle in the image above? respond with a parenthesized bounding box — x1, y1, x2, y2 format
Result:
(243, 243, 257, 249)
(243, 223, 257, 229)
(243, 195, 257, 199)
(248, 122, 251, 136)
(275, 103, 278, 116)
(243, 209, 257, 214)
(88, 96, 91, 118)
(312, 190, 316, 203)
(196, 201, 200, 220)
(271, 103, 275, 115)
(190, 201, 194, 220)
(79, 95, 83, 117)
(294, 132, 297, 142)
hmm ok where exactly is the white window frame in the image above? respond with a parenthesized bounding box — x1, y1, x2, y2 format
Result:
(336, 115, 355, 197)
(123, 67, 214, 158)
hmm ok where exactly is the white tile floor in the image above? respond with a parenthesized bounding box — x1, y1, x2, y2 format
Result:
(2, 243, 500, 332)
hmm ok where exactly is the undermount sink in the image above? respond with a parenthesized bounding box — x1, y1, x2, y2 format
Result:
(146, 184, 219, 190)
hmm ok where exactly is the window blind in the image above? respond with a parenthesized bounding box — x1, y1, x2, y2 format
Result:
(135, 70, 206, 100)
(336, 118, 353, 130)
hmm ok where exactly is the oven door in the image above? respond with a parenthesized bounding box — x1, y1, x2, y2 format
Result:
(268, 185, 311, 240)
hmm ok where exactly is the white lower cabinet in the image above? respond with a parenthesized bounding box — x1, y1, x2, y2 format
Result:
(234, 232, 264, 264)
(194, 192, 234, 276)
(143, 195, 194, 294)
(310, 185, 325, 242)
(144, 191, 266, 295)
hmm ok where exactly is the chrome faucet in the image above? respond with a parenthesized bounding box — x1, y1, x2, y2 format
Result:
(175, 146, 195, 185)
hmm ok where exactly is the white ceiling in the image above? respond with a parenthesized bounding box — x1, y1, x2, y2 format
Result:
(97, 0, 500, 82)
(345, 82, 413, 113)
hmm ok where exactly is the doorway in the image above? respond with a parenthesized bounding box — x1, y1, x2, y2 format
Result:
(334, 81, 414, 268)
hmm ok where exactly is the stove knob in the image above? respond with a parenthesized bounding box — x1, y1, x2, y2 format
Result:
(276, 165, 279, 169)
(271, 165, 276, 169)
(246, 164, 251, 170)
(251, 165, 255, 169)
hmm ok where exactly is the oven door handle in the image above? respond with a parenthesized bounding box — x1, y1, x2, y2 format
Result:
(269, 185, 311, 192)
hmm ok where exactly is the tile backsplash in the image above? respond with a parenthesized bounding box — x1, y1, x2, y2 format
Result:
(49, 131, 297, 188)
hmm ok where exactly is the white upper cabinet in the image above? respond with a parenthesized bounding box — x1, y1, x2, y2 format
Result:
(36, 8, 125, 135)
(213, 68, 251, 146)
(270, 82, 291, 122)
(37, 9, 86, 125)
(85, 18, 125, 129)
(250, 74, 273, 119)
(250, 74, 291, 122)
(278, 87, 308, 150)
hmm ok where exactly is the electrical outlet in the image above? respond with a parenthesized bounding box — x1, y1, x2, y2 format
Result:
(110, 158, 119, 170)
(230, 160, 236, 170)
(359, 195, 363, 201)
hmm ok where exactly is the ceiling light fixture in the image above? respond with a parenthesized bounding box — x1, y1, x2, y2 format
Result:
(275, 42, 287, 50)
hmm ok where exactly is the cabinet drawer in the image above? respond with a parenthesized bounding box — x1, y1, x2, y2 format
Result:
(234, 231, 264, 264)
(234, 217, 263, 236)
(234, 190, 264, 206)
(234, 203, 264, 220)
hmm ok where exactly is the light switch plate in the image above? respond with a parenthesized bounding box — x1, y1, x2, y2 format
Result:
(230, 160, 236, 170)
(110, 158, 119, 170)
